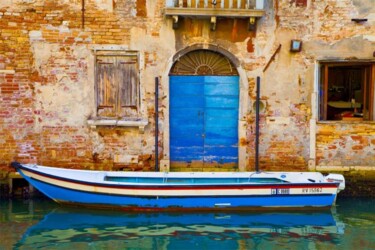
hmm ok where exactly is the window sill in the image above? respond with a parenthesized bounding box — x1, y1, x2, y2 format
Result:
(317, 120, 375, 124)
(87, 118, 148, 133)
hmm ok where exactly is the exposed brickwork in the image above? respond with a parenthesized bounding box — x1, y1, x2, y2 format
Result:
(316, 123, 375, 166)
(246, 116, 309, 172)
(290, 0, 307, 7)
(136, 0, 147, 17)
(0, 1, 157, 173)
(276, 0, 371, 43)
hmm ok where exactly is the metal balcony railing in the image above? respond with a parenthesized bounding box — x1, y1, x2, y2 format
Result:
(165, 0, 264, 10)
(164, 0, 265, 30)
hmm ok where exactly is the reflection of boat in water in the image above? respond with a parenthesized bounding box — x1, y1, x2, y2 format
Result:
(16, 208, 345, 249)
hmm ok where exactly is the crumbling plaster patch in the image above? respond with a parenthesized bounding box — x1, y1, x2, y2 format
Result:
(146, 0, 159, 18)
(34, 81, 91, 128)
(1, 0, 110, 12)
(31, 42, 92, 129)
(129, 23, 175, 117)
(353, 0, 375, 16)
(262, 28, 310, 108)
(363, 35, 375, 42)
(130, 24, 175, 72)
(317, 123, 375, 166)
(0, 0, 37, 8)
(60, 0, 113, 11)
(304, 35, 375, 59)
(273, 0, 375, 43)
(0, 0, 13, 7)
(90, 131, 106, 155)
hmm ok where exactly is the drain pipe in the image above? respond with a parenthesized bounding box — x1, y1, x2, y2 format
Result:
(155, 77, 159, 171)
(255, 76, 260, 173)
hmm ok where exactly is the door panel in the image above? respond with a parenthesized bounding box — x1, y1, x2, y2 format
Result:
(203, 146, 238, 163)
(205, 113, 238, 127)
(170, 147, 205, 163)
(203, 76, 239, 168)
(204, 136, 238, 147)
(170, 76, 239, 169)
(205, 96, 239, 108)
(170, 97, 204, 108)
(170, 76, 205, 166)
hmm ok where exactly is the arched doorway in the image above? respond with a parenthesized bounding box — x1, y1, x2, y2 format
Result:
(169, 49, 240, 171)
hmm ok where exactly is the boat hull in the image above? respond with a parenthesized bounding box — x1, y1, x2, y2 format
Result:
(12, 162, 342, 211)
(28, 176, 337, 210)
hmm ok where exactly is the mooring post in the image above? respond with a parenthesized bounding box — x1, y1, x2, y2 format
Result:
(255, 76, 260, 173)
(155, 77, 159, 172)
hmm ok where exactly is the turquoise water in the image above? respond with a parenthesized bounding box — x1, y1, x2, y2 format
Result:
(0, 197, 374, 250)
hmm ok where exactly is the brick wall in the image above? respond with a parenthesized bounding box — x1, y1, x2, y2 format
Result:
(316, 123, 375, 166)
(0, 1, 159, 173)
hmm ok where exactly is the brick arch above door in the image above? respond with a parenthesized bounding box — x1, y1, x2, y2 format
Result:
(170, 49, 239, 76)
(171, 44, 241, 70)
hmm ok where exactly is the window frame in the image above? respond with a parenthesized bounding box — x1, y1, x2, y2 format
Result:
(88, 50, 148, 131)
(318, 61, 375, 121)
(94, 50, 140, 118)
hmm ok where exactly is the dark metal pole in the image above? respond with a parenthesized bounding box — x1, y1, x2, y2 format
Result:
(255, 76, 260, 172)
(81, 0, 85, 30)
(155, 77, 159, 172)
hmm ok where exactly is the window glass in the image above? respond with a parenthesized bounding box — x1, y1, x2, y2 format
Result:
(319, 63, 374, 121)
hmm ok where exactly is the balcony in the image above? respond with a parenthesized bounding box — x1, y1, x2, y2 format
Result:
(164, 0, 265, 30)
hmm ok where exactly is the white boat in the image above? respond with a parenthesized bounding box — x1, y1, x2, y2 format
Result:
(11, 162, 345, 211)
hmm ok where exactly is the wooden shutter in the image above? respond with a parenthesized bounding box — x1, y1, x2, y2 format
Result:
(118, 56, 138, 107)
(319, 64, 328, 120)
(96, 53, 139, 117)
(370, 64, 375, 120)
(366, 64, 375, 120)
(96, 56, 116, 116)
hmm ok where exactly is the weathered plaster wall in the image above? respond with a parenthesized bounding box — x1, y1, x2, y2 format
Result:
(317, 123, 375, 166)
(247, 0, 375, 171)
(0, 0, 164, 172)
(0, 0, 374, 178)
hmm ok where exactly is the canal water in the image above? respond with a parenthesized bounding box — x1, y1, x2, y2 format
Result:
(0, 197, 374, 250)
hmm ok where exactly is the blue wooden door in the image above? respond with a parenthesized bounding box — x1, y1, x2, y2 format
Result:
(170, 76, 239, 169)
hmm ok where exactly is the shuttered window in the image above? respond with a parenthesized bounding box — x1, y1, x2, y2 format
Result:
(95, 52, 139, 117)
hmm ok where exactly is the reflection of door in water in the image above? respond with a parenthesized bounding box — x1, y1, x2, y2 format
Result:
(170, 75, 239, 170)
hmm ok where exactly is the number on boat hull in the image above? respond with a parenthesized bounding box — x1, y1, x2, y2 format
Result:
(302, 188, 322, 193)
(271, 188, 290, 195)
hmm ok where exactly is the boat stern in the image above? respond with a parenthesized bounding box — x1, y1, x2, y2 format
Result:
(325, 174, 345, 192)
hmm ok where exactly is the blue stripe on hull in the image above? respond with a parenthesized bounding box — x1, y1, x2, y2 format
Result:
(24, 175, 337, 209)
